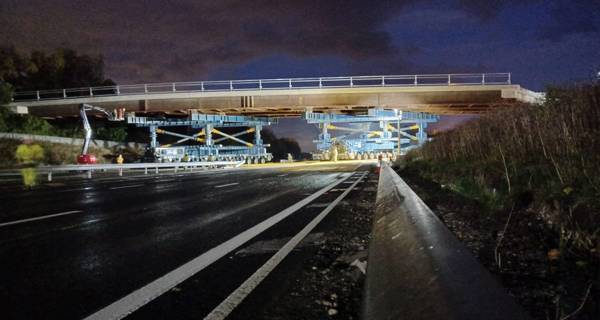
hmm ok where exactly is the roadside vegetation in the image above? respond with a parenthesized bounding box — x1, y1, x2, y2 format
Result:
(398, 83, 599, 319)
(0, 139, 111, 168)
(0, 47, 133, 166)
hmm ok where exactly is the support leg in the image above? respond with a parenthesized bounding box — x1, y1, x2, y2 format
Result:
(149, 125, 158, 149)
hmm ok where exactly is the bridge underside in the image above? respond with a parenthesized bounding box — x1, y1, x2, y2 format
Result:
(12, 85, 541, 118)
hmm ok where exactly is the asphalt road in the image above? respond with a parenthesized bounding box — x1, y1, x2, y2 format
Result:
(0, 162, 374, 319)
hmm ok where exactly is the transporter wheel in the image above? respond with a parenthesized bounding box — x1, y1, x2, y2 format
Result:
(259, 157, 266, 164)
(368, 152, 375, 159)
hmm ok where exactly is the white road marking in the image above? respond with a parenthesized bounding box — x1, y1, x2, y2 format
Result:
(109, 184, 144, 190)
(204, 171, 367, 320)
(83, 173, 352, 320)
(57, 186, 94, 193)
(214, 182, 239, 189)
(306, 202, 330, 208)
(0, 210, 83, 228)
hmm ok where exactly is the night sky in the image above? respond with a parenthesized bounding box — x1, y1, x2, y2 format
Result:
(2, 0, 599, 151)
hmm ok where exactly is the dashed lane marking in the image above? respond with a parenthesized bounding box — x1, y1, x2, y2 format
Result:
(0, 210, 83, 228)
(83, 173, 352, 320)
(109, 184, 144, 190)
(204, 171, 368, 320)
(306, 202, 330, 208)
(214, 182, 239, 189)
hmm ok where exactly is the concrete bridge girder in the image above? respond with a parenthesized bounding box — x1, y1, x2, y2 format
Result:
(10, 84, 541, 118)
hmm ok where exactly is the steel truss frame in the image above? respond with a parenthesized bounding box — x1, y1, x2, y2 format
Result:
(127, 111, 276, 163)
(303, 108, 439, 159)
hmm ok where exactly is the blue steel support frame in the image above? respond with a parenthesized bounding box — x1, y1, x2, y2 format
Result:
(127, 112, 276, 162)
(303, 108, 439, 156)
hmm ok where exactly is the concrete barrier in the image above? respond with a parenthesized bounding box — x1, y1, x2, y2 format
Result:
(362, 164, 530, 320)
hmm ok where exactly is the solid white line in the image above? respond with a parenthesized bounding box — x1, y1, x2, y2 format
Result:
(204, 171, 367, 320)
(83, 173, 351, 320)
(109, 184, 144, 190)
(214, 182, 239, 189)
(0, 210, 83, 228)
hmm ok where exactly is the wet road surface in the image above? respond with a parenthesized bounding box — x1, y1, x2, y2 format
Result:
(0, 162, 373, 319)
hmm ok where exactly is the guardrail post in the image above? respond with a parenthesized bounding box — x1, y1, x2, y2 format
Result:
(230, 81, 233, 91)
(289, 79, 292, 88)
(508, 73, 511, 84)
(319, 78, 322, 88)
(448, 74, 451, 85)
(116, 85, 120, 95)
(172, 83, 176, 92)
(259, 79, 262, 89)
(36, 91, 40, 101)
(174, 165, 178, 173)
(89, 87, 93, 97)
(63, 89, 66, 98)
(48, 171, 52, 182)
(414, 75, 418, 86)
(155, 167, 159, 174)
(87, 170, 92, 179)
(201, 82, 204, 91)
(350, 77, 354, 87)
(118, 168, 123, 176)
(382, 76, 385, 86)
(144, 167, 148, 174)
(482, 74, 486, 85)
(144, 84, 148, 93)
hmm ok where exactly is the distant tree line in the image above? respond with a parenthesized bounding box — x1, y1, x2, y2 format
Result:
(0, 47, 126, 141)
(261, 129, 302, 160)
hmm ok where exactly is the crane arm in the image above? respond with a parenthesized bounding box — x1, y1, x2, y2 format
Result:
(80, 104, 123, 155)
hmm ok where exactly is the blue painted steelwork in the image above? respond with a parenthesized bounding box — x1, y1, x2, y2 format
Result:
(127, 112, 275, 163)
(303, 109, 439, 159)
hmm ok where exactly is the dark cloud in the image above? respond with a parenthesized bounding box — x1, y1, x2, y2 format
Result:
(1, 0, 597, 87)
(537, 0, 600, 41)
(456, 0, 539, 19)
(0, 0, 413, 83)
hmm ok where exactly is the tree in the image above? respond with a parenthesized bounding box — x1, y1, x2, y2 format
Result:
(0, 47, 117, 138)
(0, 81, 12, 105)
(0, 46, 115, 92)
(261, 129, 302, 160)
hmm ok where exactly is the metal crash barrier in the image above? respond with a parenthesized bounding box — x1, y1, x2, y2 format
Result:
(41, 161, 244, 181)
(363, 164, 530, 320)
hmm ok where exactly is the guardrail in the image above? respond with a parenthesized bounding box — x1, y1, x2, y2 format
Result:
(363, 164, 530, 320)
(11, 73, 511, 102)
(40, 161, 244, 181)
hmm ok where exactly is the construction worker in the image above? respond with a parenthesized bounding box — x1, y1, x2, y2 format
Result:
(116, 154, 124, 164)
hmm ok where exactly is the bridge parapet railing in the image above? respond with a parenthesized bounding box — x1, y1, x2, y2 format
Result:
(11, 73, 511, 103)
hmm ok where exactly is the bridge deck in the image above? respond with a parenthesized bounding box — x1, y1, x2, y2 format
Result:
(6, 74, 542, 116)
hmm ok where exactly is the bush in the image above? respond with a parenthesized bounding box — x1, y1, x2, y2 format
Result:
(405, 83, 600, 253)
(15, 143, 44, 164)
